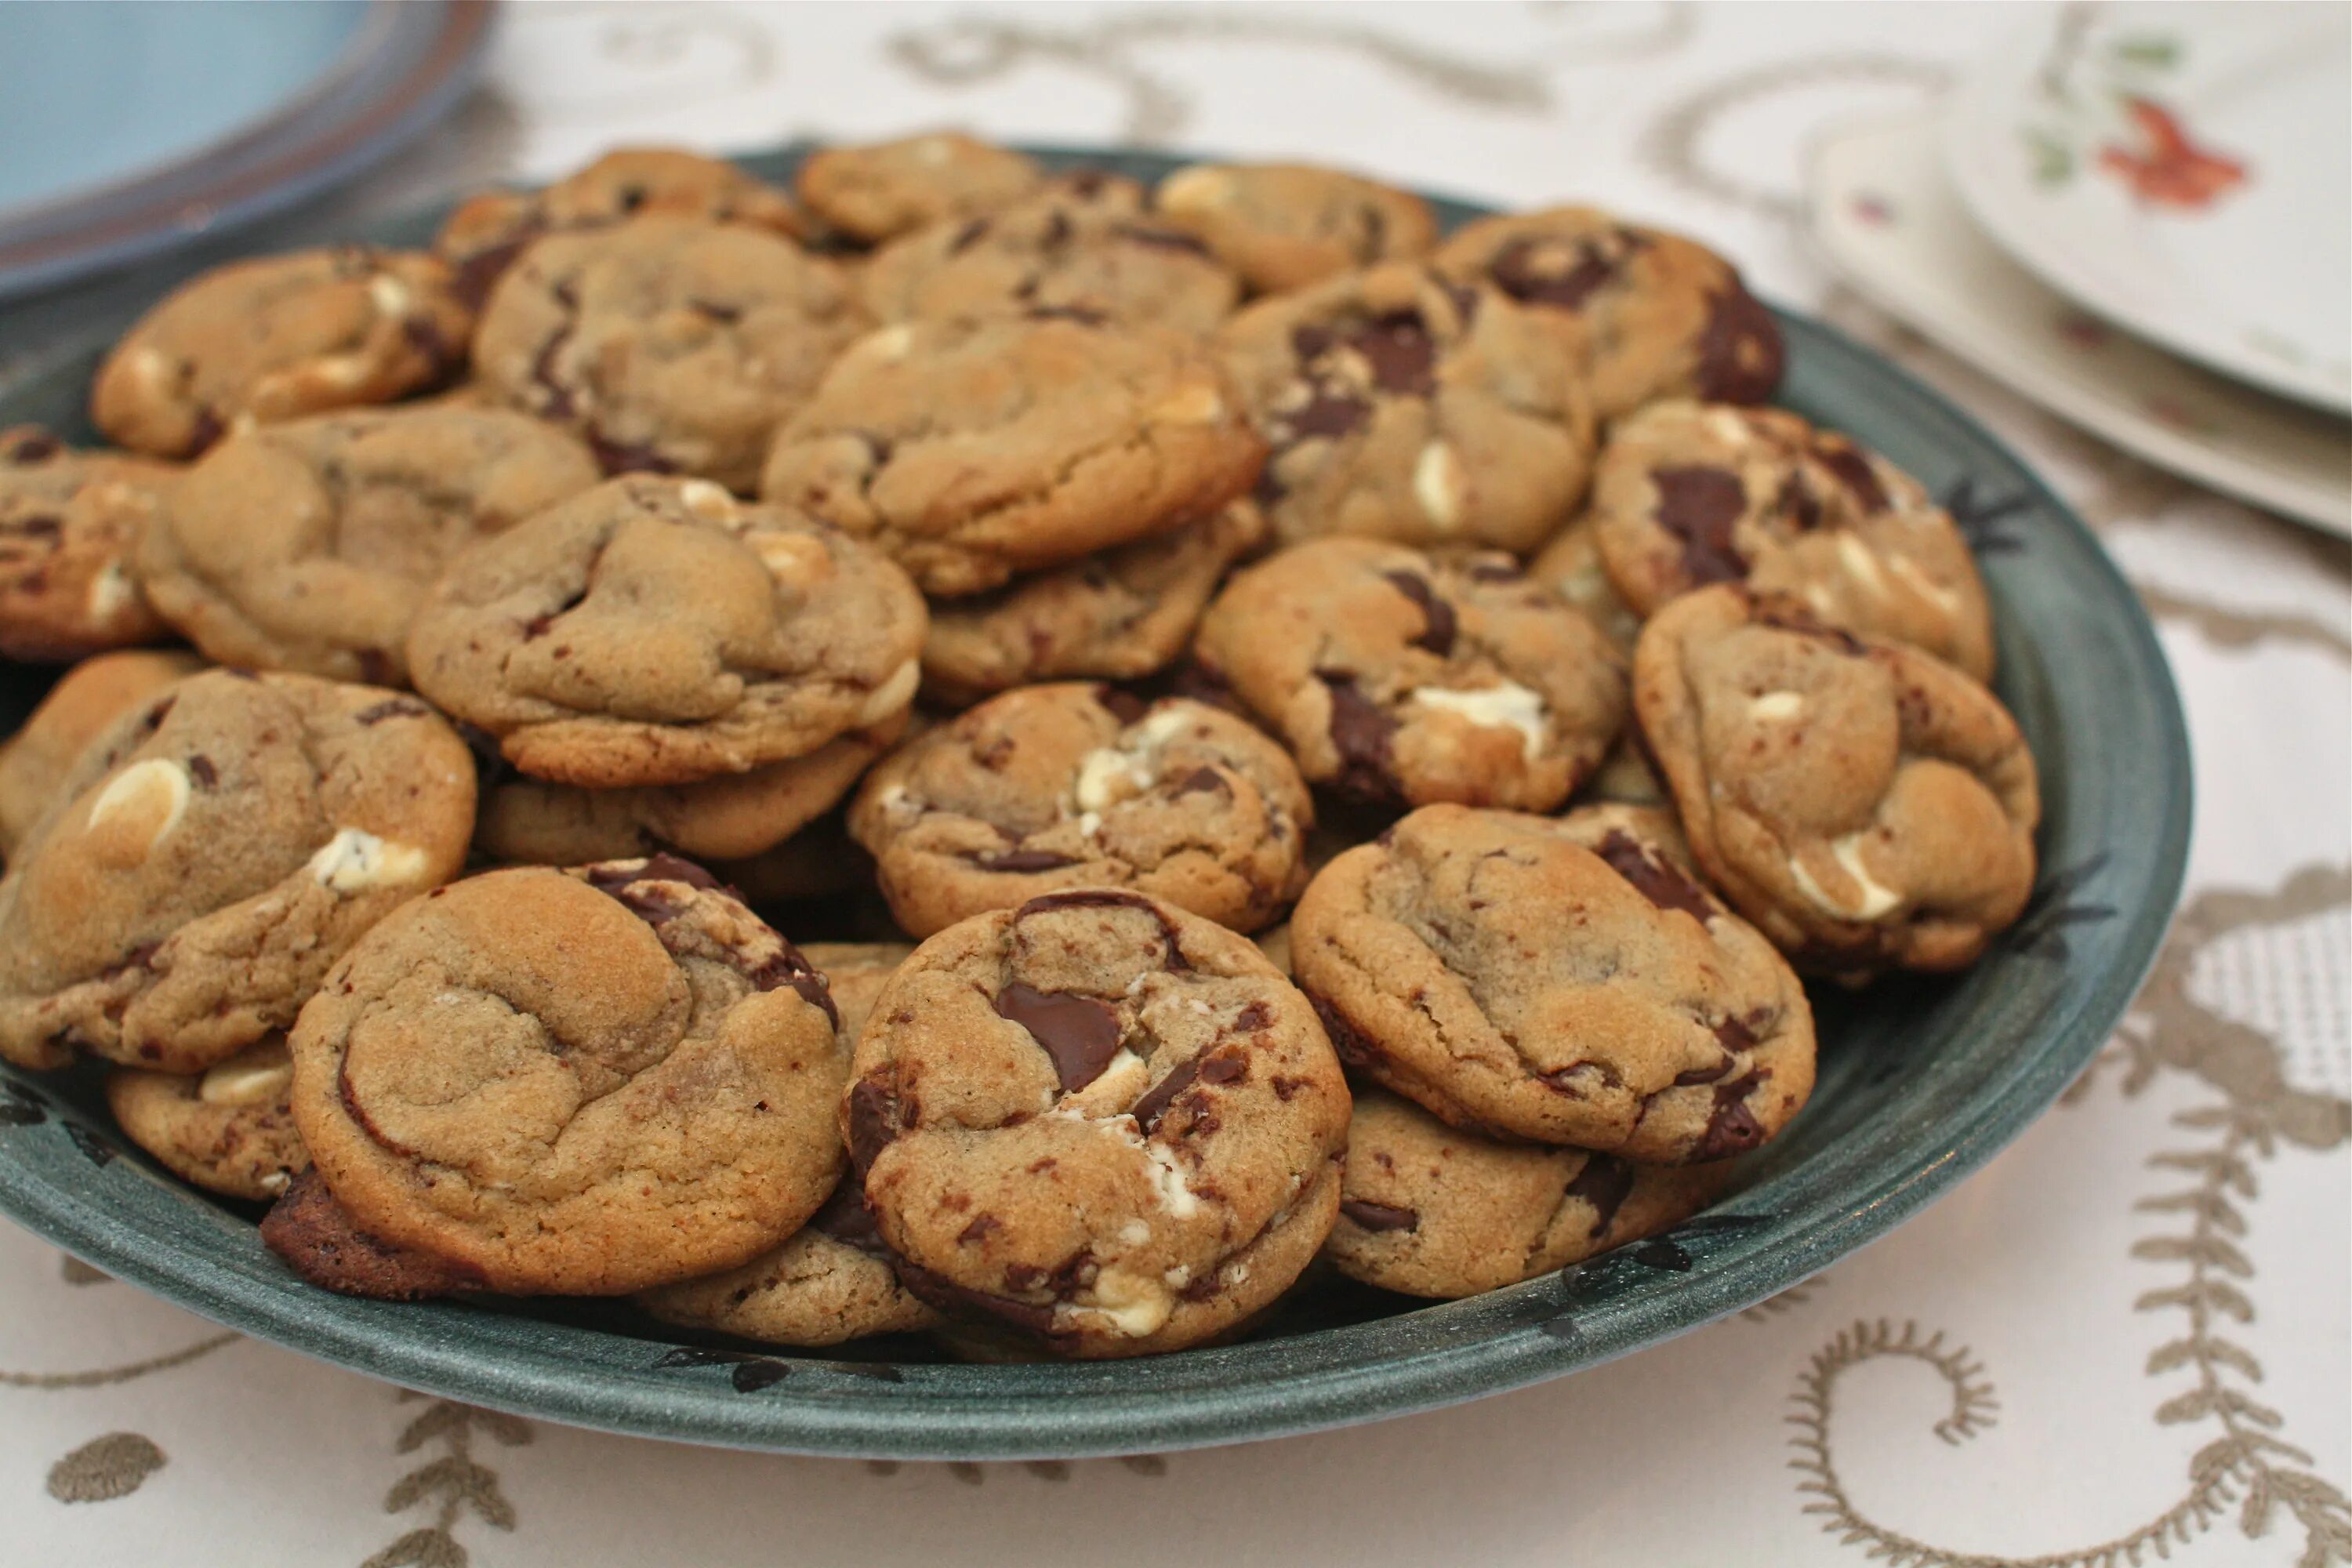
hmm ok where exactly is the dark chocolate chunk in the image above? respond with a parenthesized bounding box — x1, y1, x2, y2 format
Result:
(1095, 684, 1148, 724)
(1316, 673, 1399, 804)
(971, 848, 1083, 873)
(3, 514, 61, 539)
(1697, 1069, 1769, 1159)
(1561, 1154, 1635, 1238)
(587, 430, 679, 477)
(183, 407, 225, 457)
(1485, 234, 1618, 311)
(1351, 313, 1437, 396)
(994, 983, 1124, 1093)
(845, 1077, 901, 1172)
(808, 1181, 890, 1257)
(1279, 388, 1370, 442)
(1, 430, 61, 465)
(688, 297, 743, 325)
(186, 755, 217, 788)
(353, 698, 430, 727)
(1592, 829, 1715, 924)
(1026, 304, 1107, 326)
(528, 325, 578, 420)
(1131, 1053, 1207, 1131)
(1339, 1198, 1418, 1232)
(1814, 442, 1889, 513)
(1381, 571, 1457, 655)
(887, 1254, 1069, 1341)
(1652, 465, 1750, 585)
(1168, 766, 1229, 798)
(745, 938, 840, 1029)
(948, 216, 992, 253)
(1694, 282, 1784, 404)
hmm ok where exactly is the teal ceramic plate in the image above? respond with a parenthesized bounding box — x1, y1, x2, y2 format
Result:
(0, 147, 2191, 1460)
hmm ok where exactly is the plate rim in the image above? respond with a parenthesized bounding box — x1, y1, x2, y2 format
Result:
(0, 146, 2194, 1460)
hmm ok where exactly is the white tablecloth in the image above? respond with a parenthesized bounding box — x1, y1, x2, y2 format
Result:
(3, 6, 2346, 1565)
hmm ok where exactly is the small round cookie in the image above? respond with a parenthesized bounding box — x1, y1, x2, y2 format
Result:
(474, 216, 866, 492)
(1588, 401, 1995, 681)
(434, 147, 802, 304)
(0, 427, 176, 661)
(1530, 512, 1640, 648)
(91, 248, 473, 458)
(0, 650, 205, 855)
(1432, 206, 1784, 418)
(139, 407, 600, 683)
(795, 132, 1045, 245)
(760, 313, 1265, 597)
(920, 499, 1268, 704)
(849, 684, 1312, 938)
(1291, 803, 1815, 1162)
(635, 940, 938, 1345)
(1218, 264, 1595, 553)
(1326, 1088, 1723, 1299)
(104, 1036, 309, 1201)
(1632, 586, 2040, 979)
(859, 176, 1240, 333)
(474, 714, 902, 866)
(844, 888, 1350, 1358)
(407, 476, 927, 786)
(0, 670, 475, 1073)
(289, 859, 847, 1296)
(1194, 538, 1626, 812)
(261, 1168, 486, 1300)
(1152, 162, 1438, 293)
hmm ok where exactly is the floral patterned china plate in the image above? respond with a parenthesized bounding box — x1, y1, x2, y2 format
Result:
(0, 146, 2191, 1461)
(1942, 2, 2352, 415)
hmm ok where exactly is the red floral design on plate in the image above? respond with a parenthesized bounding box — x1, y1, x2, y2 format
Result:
(2097, 96, 2249, 210)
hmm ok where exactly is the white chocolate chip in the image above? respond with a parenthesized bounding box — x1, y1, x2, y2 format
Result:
(86, 758, 191, 855)
(198, 1054, 293, 1108)
(855, 659, 920, 726)
(1704, 407, 1755, 445)
(307, 828, 430, 893)
(1142, 1140, 1201, 1218)
(1134, 707, 1192, 747)
(1749, 690, 1805, 722)
(85, 562, 140, 623)
(1156, 165, 1233, 215)
(914, 135, 953, 167)
(1073, 747, 1149, 812)
(746, 529, 831, 587)
(1410, 681, 1549, 760)
(1076, 811, 1103, 839)
(308, 352, 379, 388)
(875, 783, 922, 826)
(1788, 832, 1902, 920)
(258, 1170, 292, 1195)
(849, 323, 915, 367)
(1084, 1265, 1174, 1338)
(1149, 380, 1225, 425)
(676, 479, 737, 521)
(1062, 1048, 1146, 1118)
(1413, 441, 1464, 532)
(1119, 1219, 1152, 1247)
(1836, 532, 1887, 594)
(368, 273, 412, 317)
(1886, 550, 1962, 612)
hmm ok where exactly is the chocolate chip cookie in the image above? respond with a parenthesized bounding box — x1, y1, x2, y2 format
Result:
(260, 1168, 487, 1301)
(1193, 538, 1627, 811)
(858, 175, 1240, 332)
(289, 859, 847, 1295)
(474, 216, 866, 492)
(1432, 207, 1783, 418)
(1325, 1087, 1722, 1298)
(848, 684, 1312, 938)
(0, 650, 205, 855)
(760, 313, 1264, 597)
(407, 475, 927, 786)
(0, 427, 176, 661)
(139, 407, 600, 683)
(1218, 264, 1595, 553)
(1588, 401, 1995, 680)
(1632, 585, 2039, 979)
(844, 888, 1350, 1357)
(1152, 162, 1438, 293)
(0, 670, 474, 1073)
(1291, 803, 1814, 1161)
(636, 940, 941, 1344)
(435, 147, 803, 305)
(106, 1036, 308, 1201)
(474, 713, 903, 866)
(91, 248, 473, 458)
(796, 132, 1045, 245)
(920, 499, 1267, 704)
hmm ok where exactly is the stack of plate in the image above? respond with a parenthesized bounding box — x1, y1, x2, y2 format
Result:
(1808, 1, 2350, 535)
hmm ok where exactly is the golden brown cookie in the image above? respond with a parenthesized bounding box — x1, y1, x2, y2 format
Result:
(795, 132, 1045, 245)
(138, 406, 599, 683)
(105, 1036, 308, 1201)
(1194, 538, 1626, 811)
(0, 671, 474, 1073)
(0, 427, 176, 661)
(407, 476, 926, 786)
(760, 313, 1264, 597)
(1152, 162, 1438, 293)
(1218, 264, 1595, 553)
(91, 248, 472, 458)
(0, 650, 204, 855)
(848, 684, 1312, 938)
(289, 859, 847, 1295)
(1291, 803, 1814, 1162)
(1632, 585, 2039, 979)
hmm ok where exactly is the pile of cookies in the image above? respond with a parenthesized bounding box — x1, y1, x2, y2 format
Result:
(0, 135, 2042, 1361)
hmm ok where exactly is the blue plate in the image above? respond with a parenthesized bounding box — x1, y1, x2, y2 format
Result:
(0, 146, 2193, 1459)
(0, 0, 492, 300)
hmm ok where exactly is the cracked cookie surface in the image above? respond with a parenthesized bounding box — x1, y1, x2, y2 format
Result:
(0, 427, 177, 661)
(0, 670, 474, 1073)
(474, 216, 866, 492)
(289, 858, 846, 1295)
(407, 475, 927, 786)
(796, 132, 1045, 245)
(844, 889, 1348, 1357)
(1152, 162, 1438, 293)
(0, 650, 205, 855)
(1590, 401, 1994, 680)
(920, 499, 1266, 705)
(1325, 1087, 1722, 1298)
(1632, 585, 2038, 979)
(1291, 803, 1813, 1161)
(1432, 206, 1783, 419)
(92, 248, 472, 458)
(106, 1036, 309, 1201)
(1218, 263, 1595, 552)
(849, 684, 1311, 938)
(139, 407, 599, 683)
(760, 313, 1264, 597)
(1194, 537, 1626, 812)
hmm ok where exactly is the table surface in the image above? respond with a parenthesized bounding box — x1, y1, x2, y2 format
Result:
(1, 6, 2344, 1566)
